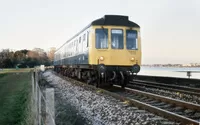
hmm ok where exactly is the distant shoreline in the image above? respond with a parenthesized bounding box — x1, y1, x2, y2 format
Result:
(141, 65, 200, 68)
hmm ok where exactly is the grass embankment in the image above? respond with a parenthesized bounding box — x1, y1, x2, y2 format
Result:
(0, 70, 32, 125)
(0, 68, 31, 74)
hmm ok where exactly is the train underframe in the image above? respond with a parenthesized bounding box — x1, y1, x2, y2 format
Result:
(54, 64, 140, 88)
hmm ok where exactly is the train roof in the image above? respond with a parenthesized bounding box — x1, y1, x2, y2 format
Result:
(91, 15, 140, 28)
(55, 15, 140, 52)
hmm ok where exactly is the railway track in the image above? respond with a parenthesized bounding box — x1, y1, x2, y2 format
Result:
(129, 79, 200, 96)
(107, 85, 200, 125)
(55, 72, 200, 125)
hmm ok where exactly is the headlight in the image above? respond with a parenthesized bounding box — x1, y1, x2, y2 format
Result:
(130, 57, 135, 61)
(99, 56, 104, 61)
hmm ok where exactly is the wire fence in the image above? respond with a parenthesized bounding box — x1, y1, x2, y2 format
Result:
(32, 67, 55, 125)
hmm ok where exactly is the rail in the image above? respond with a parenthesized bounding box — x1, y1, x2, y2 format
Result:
(112, 85, 200, 125)
(129, 80, 200, 96)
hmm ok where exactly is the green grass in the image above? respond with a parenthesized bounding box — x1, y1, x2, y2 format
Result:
(0, 68, 32, 74)
(0, 72, 32, 125)
(0, 74, 7, 78)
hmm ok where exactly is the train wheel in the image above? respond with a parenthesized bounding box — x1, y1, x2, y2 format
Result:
(94, 77, 100, 88)
(78, 71, 82, 79)
(95, 81, 99, 87)
(120, 71, 126, 88)
(96, 72, 105, 88)
(121, 80, 125, 88)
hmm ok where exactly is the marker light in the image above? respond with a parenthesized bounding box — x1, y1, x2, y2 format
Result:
(130, 57, 135, 61)
(100, 56, 104, 61)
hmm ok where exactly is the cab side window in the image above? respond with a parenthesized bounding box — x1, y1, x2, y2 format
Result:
(126, 30, 138, 50)
(95, 29, 108, 49)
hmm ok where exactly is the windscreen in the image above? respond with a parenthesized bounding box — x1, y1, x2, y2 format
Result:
(111, 29, 124, 49)
(126, 30, 138, 50)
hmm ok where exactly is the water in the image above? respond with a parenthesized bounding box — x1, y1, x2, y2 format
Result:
(138, 66, 200, 79)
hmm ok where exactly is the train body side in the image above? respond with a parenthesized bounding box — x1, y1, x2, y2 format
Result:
(54, 27, 91, 67)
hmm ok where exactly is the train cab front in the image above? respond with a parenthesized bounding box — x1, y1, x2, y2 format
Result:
(89, 24, 141, 87)
(91, 26, 141, 68)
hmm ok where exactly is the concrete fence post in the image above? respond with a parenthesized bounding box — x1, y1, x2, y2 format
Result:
(35, 69, 39, 125)
(46, 88, 55, 125)
(38, 90, 42, 125)
(31, 72, 35, 101)
(31, 71, 36, 125)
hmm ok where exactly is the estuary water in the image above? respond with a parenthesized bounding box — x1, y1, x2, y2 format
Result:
(138, 66, 200, 79)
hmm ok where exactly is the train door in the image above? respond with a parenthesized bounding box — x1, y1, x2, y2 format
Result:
(79, 36, 82, 53)
(76, 39, 78, 54)
(82, 32, 88, 52)
(86, 33, 88, 51)
(82, 34, 84, 52)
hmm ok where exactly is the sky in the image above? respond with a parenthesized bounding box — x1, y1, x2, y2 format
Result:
(0, 0, 200, 64)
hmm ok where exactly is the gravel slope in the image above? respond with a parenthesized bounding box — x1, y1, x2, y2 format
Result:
(42, 71, 179, 125)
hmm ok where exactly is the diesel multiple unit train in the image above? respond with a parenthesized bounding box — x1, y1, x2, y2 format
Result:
(54, 15, 141, 88)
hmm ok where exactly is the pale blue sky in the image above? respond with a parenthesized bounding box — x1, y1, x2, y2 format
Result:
(0, 0, 200, 64)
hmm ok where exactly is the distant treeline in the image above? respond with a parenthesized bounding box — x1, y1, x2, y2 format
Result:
(0, 48, 55, 68)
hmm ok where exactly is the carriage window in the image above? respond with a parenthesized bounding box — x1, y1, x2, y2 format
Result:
(126, 30, 138, 50)
(83, 34, 86, 41)
(111, 29, 123, 49)
(76, 40, 78, 51)
(79, 37, 81, 43)
(95, 29, 108, 49)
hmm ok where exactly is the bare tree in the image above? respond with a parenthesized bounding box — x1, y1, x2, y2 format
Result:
(47, 47, 56, 61)
(0, 49, 14, 68)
